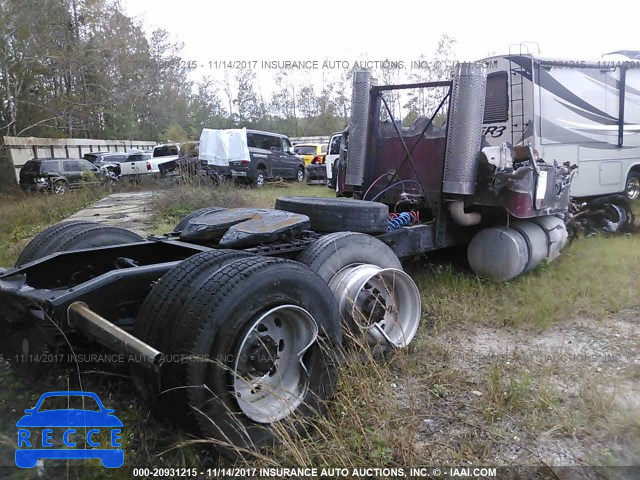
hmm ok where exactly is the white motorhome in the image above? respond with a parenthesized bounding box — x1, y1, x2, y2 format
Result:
(479, 51, 640, 199)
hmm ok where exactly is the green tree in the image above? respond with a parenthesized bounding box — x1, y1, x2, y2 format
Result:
(161, 123, 189, 143)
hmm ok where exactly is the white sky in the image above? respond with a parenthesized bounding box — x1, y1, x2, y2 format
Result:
(121, 0, 639, 99)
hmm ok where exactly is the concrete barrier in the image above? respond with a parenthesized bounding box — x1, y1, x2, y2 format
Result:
(1, 136, 156, 190)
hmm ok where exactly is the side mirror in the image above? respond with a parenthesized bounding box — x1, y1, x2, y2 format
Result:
(288, 146, 296, 155)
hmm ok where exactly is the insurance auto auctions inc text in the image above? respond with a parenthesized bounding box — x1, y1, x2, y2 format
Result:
(201, 60, 488, 70)
(202, 466, 497, 478)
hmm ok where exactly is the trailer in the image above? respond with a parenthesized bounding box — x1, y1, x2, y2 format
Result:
(478, 50, 640, 200)
(0, 64, 576, 453)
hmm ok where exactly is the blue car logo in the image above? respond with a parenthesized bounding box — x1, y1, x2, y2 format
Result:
(15, 391, 124, 468)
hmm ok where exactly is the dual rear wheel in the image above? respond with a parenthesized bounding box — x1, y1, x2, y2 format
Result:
(11, 214, 422, 453)
(134, 251, 342, 450)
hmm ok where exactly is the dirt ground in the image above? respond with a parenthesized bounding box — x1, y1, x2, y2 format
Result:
(395, 307, 640, 472)
(67, 191, 157, 236)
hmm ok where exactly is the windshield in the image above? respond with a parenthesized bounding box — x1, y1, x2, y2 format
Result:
(294, 146, 317, 155)
(153, 145, 179, 157)
(38, 395, 101, 412)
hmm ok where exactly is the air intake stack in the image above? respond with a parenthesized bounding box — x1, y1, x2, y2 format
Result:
(442, 63, 487, 195)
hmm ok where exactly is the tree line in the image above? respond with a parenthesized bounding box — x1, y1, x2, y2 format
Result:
(0, 0, 457, 143)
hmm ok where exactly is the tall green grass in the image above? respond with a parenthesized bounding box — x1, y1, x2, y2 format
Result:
(0, 188, 105, 267)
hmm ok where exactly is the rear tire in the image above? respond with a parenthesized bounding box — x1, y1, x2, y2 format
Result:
(52, 179, 67, 195)
(625, 171, 640, 200)
(297, 232, 402, 282)
(54, 225, 143, 252)
(298, 232, 420, 349)
(145, 255, 341, 451)
(17, 222, 142, 265)
(254, 169, 266, 188)
(133, 249, 254, 422)
(15, 220, 94, 266)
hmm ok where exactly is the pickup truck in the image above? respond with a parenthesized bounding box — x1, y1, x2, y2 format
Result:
(85, 152, 150, 179)
(147, 144, 180, 174)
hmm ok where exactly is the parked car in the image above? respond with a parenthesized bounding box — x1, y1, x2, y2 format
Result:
(83, 151, 112, 163)
(85, 152, 150, 179)
(294, 143, 326, 165)
(19, 158, 105, 195)
(229, 130, 305, 187)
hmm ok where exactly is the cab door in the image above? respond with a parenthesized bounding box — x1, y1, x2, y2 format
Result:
(280, 137, 298, 178)
(264, 134, 286, 177)
(79, 159, 102, 185)
(63, 160, 83, 186)
(326, 134, 341, 179)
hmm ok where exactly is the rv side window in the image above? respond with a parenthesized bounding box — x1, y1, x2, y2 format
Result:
(483, 71, 509, 124)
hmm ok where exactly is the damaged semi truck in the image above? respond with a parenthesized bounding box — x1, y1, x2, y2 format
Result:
(0, 64, 575, 451)
(328, 65, 575, 280)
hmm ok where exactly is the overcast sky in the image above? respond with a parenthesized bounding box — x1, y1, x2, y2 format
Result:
(121, 0, 639, 95)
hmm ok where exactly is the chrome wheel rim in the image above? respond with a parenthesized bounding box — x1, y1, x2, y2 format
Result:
(626, 177, 640, 200)
(256, 173, 265, 187)
(53, 182, 66, 195)
(297, 169, 304, 182)
(233, 305, 318, 423)
(329, 264, 421, 348)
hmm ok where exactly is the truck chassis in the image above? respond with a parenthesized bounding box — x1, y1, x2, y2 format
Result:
(0, 64, 582, 451)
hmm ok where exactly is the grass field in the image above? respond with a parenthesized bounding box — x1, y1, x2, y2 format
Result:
(0, 182, 638, 477)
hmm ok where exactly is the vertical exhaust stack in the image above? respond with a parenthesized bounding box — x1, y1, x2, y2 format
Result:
(442, 63, 487, 196)
(346, 71, 377, 187)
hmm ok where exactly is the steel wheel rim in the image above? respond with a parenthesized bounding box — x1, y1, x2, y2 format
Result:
(233, 305, 318, 423)
(329, 264, 421, 348)
(626, 177, 640, 200)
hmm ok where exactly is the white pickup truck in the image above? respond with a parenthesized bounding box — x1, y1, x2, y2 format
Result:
(85, 151, 150, 178)
(147, 143, 180, 174)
